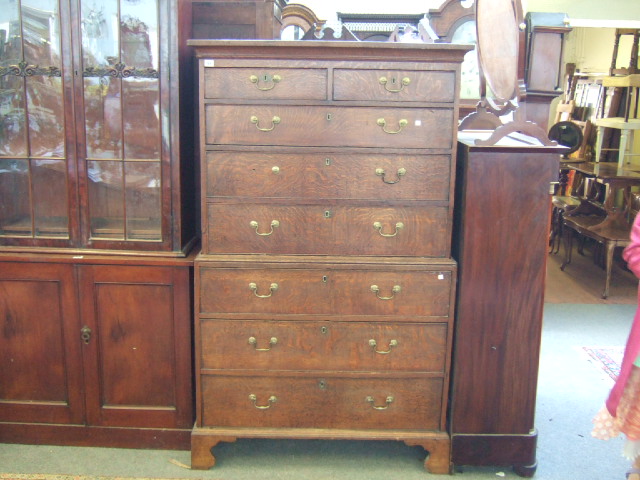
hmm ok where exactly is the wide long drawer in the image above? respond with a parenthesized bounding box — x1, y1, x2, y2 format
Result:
(199, 320, 448, 373)
(205, 151, 451, 201)
(197, 264, 454, 318)
(199, 374, 444, 430)
(205, 105, 453, 149)
(204, 203, 450, 256)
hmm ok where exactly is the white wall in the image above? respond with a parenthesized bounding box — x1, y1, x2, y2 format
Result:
(525, 0, 640, 26)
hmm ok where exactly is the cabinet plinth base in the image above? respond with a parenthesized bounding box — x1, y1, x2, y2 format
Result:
(451, 432, 537, 477)
(0, 422, 191, 450)
(191, 426, 451, 474)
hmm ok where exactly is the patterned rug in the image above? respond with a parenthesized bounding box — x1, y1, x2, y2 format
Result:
(582, 346, 625, 381)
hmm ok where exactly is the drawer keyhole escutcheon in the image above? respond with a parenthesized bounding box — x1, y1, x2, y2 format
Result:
(250, 219, 279, 236)
(379, 76, 411, 92)
(249, 282, 279, 298)
(249, 73, 281, 91)
(249, 394, 277, 409)
(318, 379, 327, 390)
(370, 284, 401, 300)
(324, 210, 332, 219)
(369, 339, 398, 354)
(248, 336, 278, 351)
(376, 118, 408, 134)
(373, 221, 404, 237)
(320, 326, 328, 335)
(80, 325, 92, 344)
(366, 395, 394, 410)
(325, 158, 332, 166)
(326, 113, 333, 121)
(250, 115, 280, 132)
(375, 167, 406, 184)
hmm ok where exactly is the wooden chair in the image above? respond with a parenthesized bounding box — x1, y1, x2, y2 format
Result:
(594, 75, 640, 167)
(549, 172, 604, 254)
(609, 28, 639, 76)
(561, 192, 640, 299)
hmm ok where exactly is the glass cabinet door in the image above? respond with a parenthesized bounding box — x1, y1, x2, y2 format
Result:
(80, 0, 162, 243)
(0, 0, 71, 241)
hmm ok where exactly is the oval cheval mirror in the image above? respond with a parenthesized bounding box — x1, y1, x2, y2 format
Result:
(459, 0, 556, 146)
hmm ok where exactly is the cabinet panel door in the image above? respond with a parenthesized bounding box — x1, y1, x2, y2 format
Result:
(0, 262, 84, 424)
(78, 264, 192, 428)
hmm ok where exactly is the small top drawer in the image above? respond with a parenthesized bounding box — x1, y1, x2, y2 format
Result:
(203, 66, 328, 100)
(333, 69, 456, 103)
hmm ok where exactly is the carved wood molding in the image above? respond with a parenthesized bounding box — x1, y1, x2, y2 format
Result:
(83, 62, 158, 79)
(0, 60, 61, 77)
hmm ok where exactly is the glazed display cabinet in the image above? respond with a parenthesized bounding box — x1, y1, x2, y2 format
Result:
(0, 0, 196, 449)
(0, 0, 195, 254)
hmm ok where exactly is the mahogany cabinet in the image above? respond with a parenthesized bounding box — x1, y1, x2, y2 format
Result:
(189, 40, 471, 474)
(450, 133, 562, 476)
(0, 0, 196, 449)
(0, 254, 194, 449)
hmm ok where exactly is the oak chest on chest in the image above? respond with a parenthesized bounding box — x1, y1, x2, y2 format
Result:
(189, 40, 470, 474)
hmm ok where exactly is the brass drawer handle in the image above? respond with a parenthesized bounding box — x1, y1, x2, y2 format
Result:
(249, 282, 278, 298)
(248, 336, 278, 351)
(249, 74, 281, 91)
(249, 394, 277, 409)
(379, 76, 411, 92)
(375, 167, 406, 184)
(370, 284, 401, 300)
(369, 339, 398, 354)
(376, 118, 408, 134)
(250, 115, 281, 132)
(366, 395, 394, 410)
(373, 221, 404, 237)
(250, 219, 279, 236)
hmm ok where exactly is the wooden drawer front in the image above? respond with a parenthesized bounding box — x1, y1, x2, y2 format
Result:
(200, 321, 448, 373)
(198, 267, 453, 317)
(205, 105, 453, 149)
(203, 67, 327, 100)
(333, 69, 456, 103)
(206, 152, 451, 201)
(200, 375, 443, 430)
(205, 204, 449, 256)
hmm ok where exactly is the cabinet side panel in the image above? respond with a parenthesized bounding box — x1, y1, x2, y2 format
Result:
(452, 147, 557, 434)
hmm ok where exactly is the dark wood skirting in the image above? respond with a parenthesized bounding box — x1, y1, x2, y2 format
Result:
(0, 423, 191, 450)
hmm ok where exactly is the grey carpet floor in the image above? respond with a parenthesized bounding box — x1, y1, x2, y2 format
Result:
(0, 302, 636, 479)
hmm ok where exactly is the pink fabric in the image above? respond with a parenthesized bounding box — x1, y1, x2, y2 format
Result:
(607, 213, 640, 416)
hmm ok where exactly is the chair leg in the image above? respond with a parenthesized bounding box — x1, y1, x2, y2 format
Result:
(618, 129, 629, 167)
(560, 225, 574, 270)
(603, 241, 617, 299)
(548, 208, 555, 253)
(595, 125, 604, 162)
(553, 212, 563, 254)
